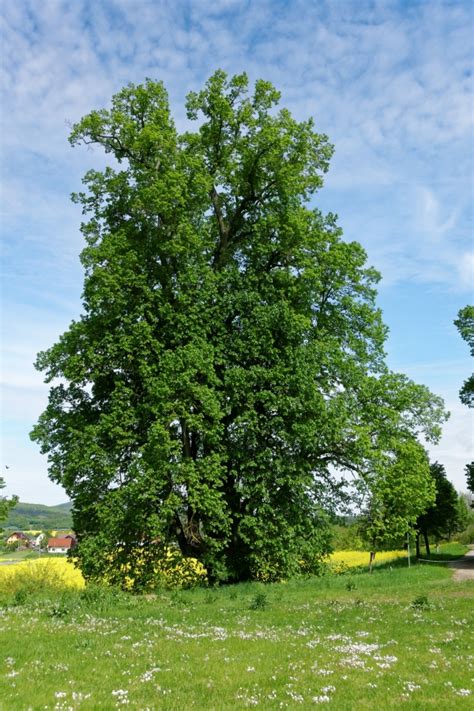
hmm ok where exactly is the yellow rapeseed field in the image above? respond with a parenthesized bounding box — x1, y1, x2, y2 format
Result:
(0, 549, 407, 593)
(0, 557, 85, 592)
(327, 549, 406, 573)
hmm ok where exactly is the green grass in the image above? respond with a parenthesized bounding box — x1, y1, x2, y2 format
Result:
(0, 549, 40, 563)
(0, 550, 71, 564)
(417, 542, 469, 562)
(0, 561, 473, 709)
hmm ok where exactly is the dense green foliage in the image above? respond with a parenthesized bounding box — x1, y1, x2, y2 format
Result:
(465, 462, 474, 495)
(416, 463, 459, 555)
(31, 72, 446, 586)
(456, 492, 473, 533)
(454, 305, 474, 408)
(0, 477, 17, 529)
(330, 522, 364, 551)
(458, 523, 474, 544)
(1, 501, 72, 532)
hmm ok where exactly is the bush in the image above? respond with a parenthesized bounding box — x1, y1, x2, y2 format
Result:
(153, 548, 208, 590)
(249, 591, 268, 610)
(94, 545, 208, 592)
(458, 524, 474, 545)
(411, 594, 430, 610)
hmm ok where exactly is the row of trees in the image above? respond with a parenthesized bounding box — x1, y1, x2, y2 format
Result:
(28, 72, 463, 587)
(361, 306, 473, 561)
(415, 462, 470, 556)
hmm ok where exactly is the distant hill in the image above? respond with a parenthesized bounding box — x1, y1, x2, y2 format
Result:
(3, 501, 73, 532)
(53, 501, 73, 513)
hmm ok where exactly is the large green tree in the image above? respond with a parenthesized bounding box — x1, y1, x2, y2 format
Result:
(31, 72, 446, 586)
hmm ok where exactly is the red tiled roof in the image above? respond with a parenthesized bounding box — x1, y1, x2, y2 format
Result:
(47, 537, 75, 548)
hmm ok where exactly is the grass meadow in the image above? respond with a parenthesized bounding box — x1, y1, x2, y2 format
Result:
(0, 547, 472, 709)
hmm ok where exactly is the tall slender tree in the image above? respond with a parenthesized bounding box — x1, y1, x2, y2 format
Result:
(454, 305, 474, 408)
(454, 306, 473, 499)
(465, 463, 474, 495)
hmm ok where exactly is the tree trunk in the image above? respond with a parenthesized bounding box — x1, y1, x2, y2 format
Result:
(369, 550, 376, 574)
(423, 531, 430, 557)
(415, 534, 420, 559)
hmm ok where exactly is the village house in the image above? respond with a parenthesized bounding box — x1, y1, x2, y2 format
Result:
(6, 531, 31, 547)
(47, 536, 77, 554)
(33, 532, 46, 547)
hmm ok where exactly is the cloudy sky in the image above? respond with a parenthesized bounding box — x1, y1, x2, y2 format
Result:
(1, 0, 473, 504)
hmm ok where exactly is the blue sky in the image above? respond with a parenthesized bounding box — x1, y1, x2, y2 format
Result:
(1, 0, 473, 504)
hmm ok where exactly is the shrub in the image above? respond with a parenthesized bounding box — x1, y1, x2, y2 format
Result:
(458, 524, 474, 545)
(250, 591, 268, 610)
(95, 545, 208, 592)
(154, 549, 208, 589)
(411, 594, 430, 610)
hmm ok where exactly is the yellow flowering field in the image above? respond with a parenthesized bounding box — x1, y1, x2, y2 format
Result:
(327, 549, 406, 573)
(0, 550, 207, 593)
(0, 549, 409, 595)
(0, 557, 85, 593)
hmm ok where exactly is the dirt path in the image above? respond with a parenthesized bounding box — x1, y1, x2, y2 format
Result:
(448, 545, 474, 581)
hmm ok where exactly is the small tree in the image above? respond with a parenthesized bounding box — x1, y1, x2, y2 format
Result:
(359, 439, 435, 571)
(416, 462, 458, 556)
(455, 493, 471, 535)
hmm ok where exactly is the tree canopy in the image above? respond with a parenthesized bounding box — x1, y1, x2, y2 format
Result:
(31, 72, 446, 586)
